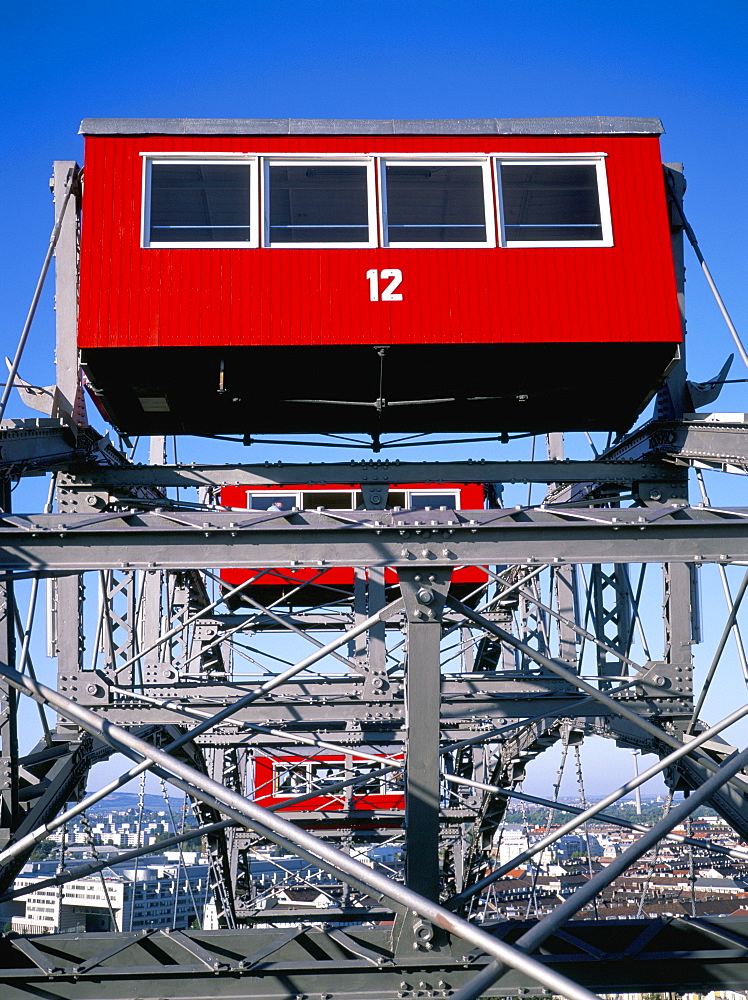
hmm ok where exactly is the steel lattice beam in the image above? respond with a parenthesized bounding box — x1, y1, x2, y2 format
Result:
(2, 918, 748, 999)
(2, 506, 748, 573)
(58, 457, 686, 488)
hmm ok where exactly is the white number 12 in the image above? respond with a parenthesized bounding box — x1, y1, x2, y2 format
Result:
(366, 268, 403, 302)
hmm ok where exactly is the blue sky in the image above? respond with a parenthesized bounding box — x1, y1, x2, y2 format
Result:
(2, 0, 747, 796)
(2, 0, 746, 412)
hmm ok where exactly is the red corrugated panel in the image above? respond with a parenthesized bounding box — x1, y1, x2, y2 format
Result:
(78, 133, 682, 351)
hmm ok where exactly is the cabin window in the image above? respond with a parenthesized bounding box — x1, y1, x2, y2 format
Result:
(497, 159, 613, 247)
(381, 160, 495, 247)
(302, 490, 356, 510)
(143, 159, 258, 248)
(407, 491, 460, 509)
(142, 154, 613, 249)
(246, 492, 299, 511)
(273, 761, 346, 797)
(245, 489, 459, 511)
(265, 160, 377, 247)
(310, 763, 346, 786)
(274, 763, 310, 795)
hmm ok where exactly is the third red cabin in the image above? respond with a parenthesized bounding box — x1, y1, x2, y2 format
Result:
(253, 752, 405, 815)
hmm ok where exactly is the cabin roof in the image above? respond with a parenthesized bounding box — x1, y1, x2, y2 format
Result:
(80, 116, 664, 137)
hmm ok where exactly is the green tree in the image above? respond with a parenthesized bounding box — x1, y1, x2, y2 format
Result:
(29, 839, 56, 862)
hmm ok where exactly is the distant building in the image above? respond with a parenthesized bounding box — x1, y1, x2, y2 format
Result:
(10, 856, 209, 934)
(553, 833, 603, 862)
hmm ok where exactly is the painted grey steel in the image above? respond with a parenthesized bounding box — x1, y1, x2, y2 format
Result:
(447, 597, 725, 776)
(666, 168, 748, 369)
(87, 673, 686, 728)
(0, 599, 403, 864)
(0, 482, 17, 855)
(0, 663, 602, 1000)
(446, 697, 748, 910)
(57, 457, 687, 489)
(1, 919, 748, 999)
(80, 116, 665, 136)
(400, 569, 452, 900)
(2, 918, 748, 999)
(605, 415, 748, 470)
(449, 740, 748, 1000)
(0, 419, 135, 478)
(0, 733, 111, 895)
(0, 421, 79, 475)
(3, 147, 748, 1000)
(689, 569, 748, 726)
(51, 162, 81, 423)
(4, 505, 748, 574)
(663, 562, 695, 686)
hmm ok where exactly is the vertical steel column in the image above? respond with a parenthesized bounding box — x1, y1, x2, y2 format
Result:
(547, 434, 578, 666)
(54, 575, 86, 715)
(649, 170, 693, 700)
(663, 562, 695, 678)
(140, 439, 169, 687)
(367, 567, 387, 673)
(202, 746, 239, 927)
(349, 567, 368, 662)
(650, 161, 690, 435)
(652, 163, 688, 422)
(399, 568, 451, 902)
(0, 480, 17, 849)
(590, 565, 633, 688)
(53, 161, 88, 721)
(52, 161, 81, 424)
(552, 565, 578, 665)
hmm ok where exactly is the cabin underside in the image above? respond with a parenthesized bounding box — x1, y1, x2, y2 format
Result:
(82, 342, 678, 437)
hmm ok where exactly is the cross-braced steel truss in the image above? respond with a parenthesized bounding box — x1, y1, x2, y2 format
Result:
(1, 157, 748, 1000)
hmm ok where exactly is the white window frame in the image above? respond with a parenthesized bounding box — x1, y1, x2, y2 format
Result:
(273, 761, 311, 796)
(263, 156, 377, 249)
(300, 488, 357, 509)
(139, 151, 614, 251)
(494, 154, 613, 248)
(141, 155, 259, 249)
(379, 157, 496, 249)
(246, 491, 301, 510)
(405, 489, 461, 509)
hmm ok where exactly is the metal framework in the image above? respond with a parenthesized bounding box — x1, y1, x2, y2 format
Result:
(0, 158, 747, 1000)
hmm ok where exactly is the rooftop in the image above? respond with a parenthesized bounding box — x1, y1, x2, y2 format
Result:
(80, 116, 664, 137)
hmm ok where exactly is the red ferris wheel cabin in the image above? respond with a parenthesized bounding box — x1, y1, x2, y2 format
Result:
(220, 481, 489, 607)
(77, 117, 682, 437)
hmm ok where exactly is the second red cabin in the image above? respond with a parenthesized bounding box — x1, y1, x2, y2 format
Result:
(220, 481, 488, 607)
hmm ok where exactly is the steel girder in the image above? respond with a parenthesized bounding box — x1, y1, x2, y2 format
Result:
(2, 505, 748, 574)
(0, 153, 744, 1000)
(3, 917, 748, 999)
(4, 395, 748, 998)
(58, 456, 687, 489)
(4, 498, 748, 996)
